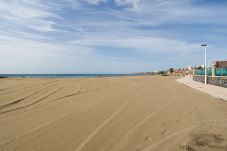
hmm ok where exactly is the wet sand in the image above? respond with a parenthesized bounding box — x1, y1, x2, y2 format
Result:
(0, 76, 227, 151)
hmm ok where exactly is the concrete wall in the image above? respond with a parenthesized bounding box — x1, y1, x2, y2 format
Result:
(193, 75, 227, 88)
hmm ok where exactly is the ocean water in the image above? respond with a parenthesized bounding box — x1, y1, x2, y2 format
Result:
(0, 74, 141, 78)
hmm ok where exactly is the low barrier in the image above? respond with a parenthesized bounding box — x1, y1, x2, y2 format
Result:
(195, 68, 227, 76)
(193, 75, 227, 88)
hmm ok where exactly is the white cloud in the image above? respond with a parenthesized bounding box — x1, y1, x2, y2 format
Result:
(70, 35, 200, 54)
(115, 0, 140, 9)
(85, 0, 108, 5)
(0, 32, 152, 73)
(0, 0, 59, 32)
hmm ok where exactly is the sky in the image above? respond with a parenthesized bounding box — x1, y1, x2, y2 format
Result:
(0, 0, 227, 74)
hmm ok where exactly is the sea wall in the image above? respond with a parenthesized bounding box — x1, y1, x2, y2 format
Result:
(193, 75, 227, 88)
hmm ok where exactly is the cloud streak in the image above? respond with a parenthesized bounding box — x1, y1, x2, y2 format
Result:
(0, 0, 60, 32)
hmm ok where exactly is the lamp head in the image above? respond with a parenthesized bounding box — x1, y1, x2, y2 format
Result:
(201, 44, 207, 47)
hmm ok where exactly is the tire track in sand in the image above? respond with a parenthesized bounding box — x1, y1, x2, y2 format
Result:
(0, 109, 80, 149)
(109, 97, 174, 151)
(0, 91, 120, 149)
(74, 100, 131, 151)
(122, 98, 175, 138)
(49, 88, 82, 102)
(104, 78, 167, 151)
(0, 80, 59, 95)
(141, 125, 197, 151)
(140, 119, 227, 151)
(0, 87, 63, 114)
(74, 82, 145, 151)
(0, 82, 60, 109)
(48, 88, 102, 103)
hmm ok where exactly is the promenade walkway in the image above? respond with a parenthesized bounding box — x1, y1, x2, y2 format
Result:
(177, 77, 227, 101)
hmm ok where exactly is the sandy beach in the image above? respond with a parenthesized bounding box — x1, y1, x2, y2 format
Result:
(1, 76, 227, 151)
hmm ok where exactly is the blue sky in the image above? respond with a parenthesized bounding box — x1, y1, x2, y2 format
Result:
(0, 0, 227, 74)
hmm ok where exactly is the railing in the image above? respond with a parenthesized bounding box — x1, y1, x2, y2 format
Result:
(194, 68, 227, 76)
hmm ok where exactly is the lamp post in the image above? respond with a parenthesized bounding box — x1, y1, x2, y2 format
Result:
(201, 44, 207, 84)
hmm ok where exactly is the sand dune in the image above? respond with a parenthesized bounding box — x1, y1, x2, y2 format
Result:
(0, 76, 227, 151)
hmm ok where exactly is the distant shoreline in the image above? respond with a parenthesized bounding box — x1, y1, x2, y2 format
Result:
(0, 74, 144, 78)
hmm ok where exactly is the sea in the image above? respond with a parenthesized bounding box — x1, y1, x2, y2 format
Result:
(0, 74, 142, 78)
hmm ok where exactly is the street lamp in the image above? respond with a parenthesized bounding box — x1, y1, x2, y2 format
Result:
(201, 44, 207, 84)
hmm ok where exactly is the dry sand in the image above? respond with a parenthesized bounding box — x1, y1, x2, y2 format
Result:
(0, 76, 227, 151)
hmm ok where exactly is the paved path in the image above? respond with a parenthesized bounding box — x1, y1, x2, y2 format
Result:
(177, 77, 227, 101)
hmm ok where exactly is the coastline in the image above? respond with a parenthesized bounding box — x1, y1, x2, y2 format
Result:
(0, 74, 143, 78)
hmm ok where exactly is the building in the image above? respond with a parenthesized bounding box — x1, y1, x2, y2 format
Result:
(213, 61, 227, 68)
(187, 66, 193, 71)
(201, 65, 205, 69)
(212, 61, 227, 77)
